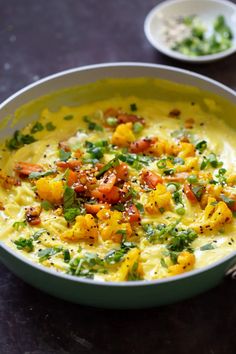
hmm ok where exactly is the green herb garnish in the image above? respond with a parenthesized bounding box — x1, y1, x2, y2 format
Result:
(6, 130, 36, 150)
(31, 122, 44, 134)
(45, 122, 56, 131)
(64, 115, 74, 120)
(38, 247, 62, 262)
(28, 169, 56, 179)
(59, 149, 71, 162)
(14, 237, 34, 252)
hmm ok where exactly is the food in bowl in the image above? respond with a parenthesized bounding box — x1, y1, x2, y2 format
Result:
(162, 15, 233, 56)
(1, 80, 236, 282)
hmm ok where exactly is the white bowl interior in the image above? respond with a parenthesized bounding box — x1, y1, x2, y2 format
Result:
(145, 0, 236, 62)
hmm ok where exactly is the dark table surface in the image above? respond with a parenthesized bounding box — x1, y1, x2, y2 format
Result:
(0, 1, 236, 353)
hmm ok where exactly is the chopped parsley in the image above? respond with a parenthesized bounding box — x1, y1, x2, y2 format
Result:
(41, 200, 54, 210)
(143, 222, 197, 255)
(32, 229, 48, 240)
(59, 149, 71, 162)
(63, 249, 71, 262)
(64, 115, 74, 120)
(12, 220, 27, 230)
(28, 169, 56, 179)
(31, 122, 44, 134)
(6, 130, 36, 150)
(195, 140, 207, 154)
(45, 122, 56, 131)
(38, 247, 62, 262)
(14, 237, 34, 252)
(64, 207, 81, 222)
(130, 103, 137, 112)
(200, 243, 216, 251)
(68, 252, 105, 278)
(83, 116, 103, 131)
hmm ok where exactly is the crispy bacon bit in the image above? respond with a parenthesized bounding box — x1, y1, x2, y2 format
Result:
(91, 186, 121, 204)
(84, 203, 110, 215)
(14, 162, 43, 177)
(98, 173, 116, 194)
(58, 141, 71, 152)
(104, 107, 120, 118)
(0, 172, 21, 189)
(125, 204, 141, 223)
(168, 108, 181, 118)
(0, 201, 5, 210)
(67, 170, 78, 187)
(25, 206, 41, 225)
(141, 170, 163, 189)
(184, 183, 198, 204)
(130, 138, 156, 153)
(185, 118, 195, 129)
(114, 163, 129, 181)
(73, 170, 97, 193)
(56, 160, 81, 170)
(117, 113, 144, 124)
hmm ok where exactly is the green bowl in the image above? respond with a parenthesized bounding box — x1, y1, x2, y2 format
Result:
(0, 63, 236, 308)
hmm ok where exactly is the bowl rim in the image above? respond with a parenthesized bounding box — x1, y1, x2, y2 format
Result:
(0, 61, 236, 287)
(144, 0, 236, 63)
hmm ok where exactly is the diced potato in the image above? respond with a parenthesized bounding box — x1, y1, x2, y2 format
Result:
(116, 248, 143, 281)
(145, 183, 171, 214)
(191, 197, 232, 234)
(227, 174, 236, 186)
(200, 184, 223, 208)
(168, 251, 195, 275)
(97, 209, 132, 242)
(61, 214, 98, 242)
(178, 142, 195, 158)
(148, 139, 177, 157)
(175, 157, 199, 173)
(111, 122, 135, 147)
(35, 177, 64, 204)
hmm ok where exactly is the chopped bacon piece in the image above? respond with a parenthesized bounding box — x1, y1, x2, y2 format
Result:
(98, 173, 116, 194)
(0, 172, 21, 189)
(0, 201, 4, 210)
(84, 203, 110, 215)
(184, 183, 198, 204)
(125, 204, 141, 223)
(168, 108, 181, 118)
(130, 138, 156, 153)
(56, 160, 81, 170)
(117, 113, 144, 124)
(91, 186, 121, 204)
(104, 107, 120, 118)
(14, 162, 43, 176)
(67, 170, 78, 187)
(114, 163, 129, 181)
(74, 183, 86, 193)
(141, 170, 163, 189)
(25, 206, 41, 225)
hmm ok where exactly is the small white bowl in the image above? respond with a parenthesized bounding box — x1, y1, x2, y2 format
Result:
(144, 0, 236, 63)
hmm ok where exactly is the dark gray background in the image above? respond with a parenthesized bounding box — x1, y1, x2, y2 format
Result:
(0, 1, 236, 353)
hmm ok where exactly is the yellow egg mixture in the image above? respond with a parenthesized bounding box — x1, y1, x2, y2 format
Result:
(0, 95, 236, 282)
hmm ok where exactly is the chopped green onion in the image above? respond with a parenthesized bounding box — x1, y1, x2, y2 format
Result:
(107, 117, 118, 126)
(133, 122, 143, 133)
(130, 103, 137, 112)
